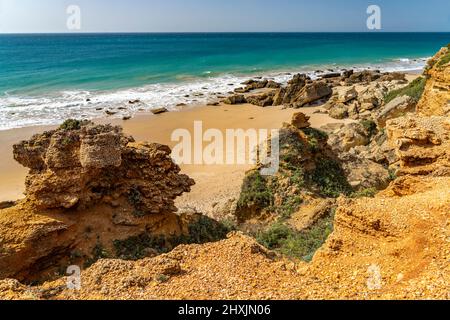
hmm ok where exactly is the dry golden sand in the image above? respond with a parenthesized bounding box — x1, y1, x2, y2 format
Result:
(0, 103, 351, 213)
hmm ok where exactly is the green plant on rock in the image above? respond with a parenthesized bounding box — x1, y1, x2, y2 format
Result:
(384, 77, 427, 104)
(183, 215, 233, 244)
(113, 234, 167, 260)
(437, 52, 450, 67)
(256, 208, 336, 262)
(351, 187, 378, 198)
(59, 119, 83, 131)
(84, 243, 110, 268)
(309, 158, 352, 198)
(256, 222, 291, 249)
(303, 128, 329, 153)
(114, 216, 232, 261)
(237, 171, 274, 212)
(155, 274, 170, 283)
(360, 119, 378, 139)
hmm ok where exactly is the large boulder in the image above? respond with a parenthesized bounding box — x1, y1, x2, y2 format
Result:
(223, 95, 247, 105)
(376, 95, 416, 127)
(1, 120, 200, 283)
(328, 123, 370, 153)
(337, 86, 358, 103)
(290, 112, 311, 129)
(289, 81, 332, 108)
(246, 92, 274, 107)
(329, 103, 349, 120)
(346, 70, 382, 84)
(241, 79, 281, 92)
(386, 115, 450, 176)
(339, 151, 390, 190)
(417, 46, 450, 116)
(277, 73, 309, 105)
(13, 121, 195, 212)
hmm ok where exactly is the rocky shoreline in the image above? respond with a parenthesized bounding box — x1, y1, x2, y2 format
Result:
(0, 44, 449, 300)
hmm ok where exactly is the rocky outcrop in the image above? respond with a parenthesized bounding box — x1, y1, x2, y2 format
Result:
(338, 151, 391, 190)
(417, 45, 450, 116)
(324, 76, 409, 121)
(345, 70, 382, 84)
(328, 103, 349, 119)
(378, 72, 407, 83)
(223, 94, 246, 105)
(3, 175, 448, 300)
(326, 122, 391, 190)
(13, 121, 194, 212)
(1, 121, 197, 283)
(376, 95, 416, 127)
(286, 81, 332, 108)
(290, 112, 311, 129)
(246, 92, 275, 107)
(234, 112, 352, 224)
(386, 115, 450, 176)
(328, 123, 370, 152)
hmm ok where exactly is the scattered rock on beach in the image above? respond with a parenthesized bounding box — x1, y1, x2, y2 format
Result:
(290, 112, 311, 129)
(320, 72, 341, 79)
(246, 92, 274, 107)
(234, 87, 249, 94)
(105, 110, 117, 116)
(289, 81, 332, 108)
(345, 70, 382, 84)
(151, 107, 169, 115)
(223, 95, 246, 105)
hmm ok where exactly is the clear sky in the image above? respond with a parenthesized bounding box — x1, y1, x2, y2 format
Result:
(0, 0, 449, 33)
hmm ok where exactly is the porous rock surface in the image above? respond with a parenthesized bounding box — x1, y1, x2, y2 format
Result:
(13, 122, 194, 212)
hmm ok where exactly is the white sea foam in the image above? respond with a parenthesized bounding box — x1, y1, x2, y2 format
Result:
(0, 57, 429, 131)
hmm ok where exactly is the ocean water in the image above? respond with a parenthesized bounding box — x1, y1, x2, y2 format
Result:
(0, 32, 449, 130)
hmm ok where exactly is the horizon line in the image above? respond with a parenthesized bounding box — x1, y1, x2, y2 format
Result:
(1, 31, 450, 35)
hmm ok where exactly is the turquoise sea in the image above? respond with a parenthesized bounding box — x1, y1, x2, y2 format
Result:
(0, 32, 449, 129)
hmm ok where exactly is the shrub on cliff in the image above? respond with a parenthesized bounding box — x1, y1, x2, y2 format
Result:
(437, 52, 450, 67)
(236, 171, 274, 220)
(113, 216, 233, 260)
(309, 158, 352, 198)
(384, 77, 426, 104)
(59, 119, 86, 131)
(256, 208, 335, 262)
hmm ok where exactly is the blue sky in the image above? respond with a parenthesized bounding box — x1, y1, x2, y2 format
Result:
(0, 0, 449, 33)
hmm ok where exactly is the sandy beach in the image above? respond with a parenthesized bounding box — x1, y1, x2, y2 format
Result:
(0, 72, 420, 212)
(0, 102, 352, 214)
